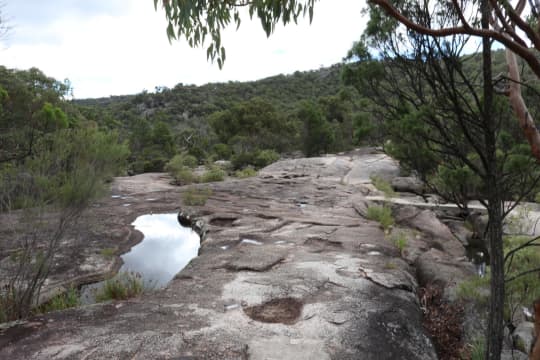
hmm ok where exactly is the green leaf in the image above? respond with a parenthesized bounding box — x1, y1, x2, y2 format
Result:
(207, 43, 214, 60)
(166, 23, 176, 41)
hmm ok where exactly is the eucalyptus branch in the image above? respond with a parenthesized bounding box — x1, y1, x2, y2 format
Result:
(504, 235, 540, 263)
(493, 0, 540, 49)
(369, 0, 540, 79)
(488, 0, 526, 46)
(505, 266, 540, 283)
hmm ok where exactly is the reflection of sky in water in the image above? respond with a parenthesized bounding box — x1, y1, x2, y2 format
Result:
(121, 214, 200, 287)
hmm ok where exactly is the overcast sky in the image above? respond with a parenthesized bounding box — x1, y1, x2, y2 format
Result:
(0, 0, 366, 99)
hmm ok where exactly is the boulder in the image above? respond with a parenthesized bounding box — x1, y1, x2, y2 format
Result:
(343, 153, 400, 185)
(501, 350, 528, 360)
(512, 321, 535, 354)
(214, 160, 232, 170)
(445, 220, 473, 247)
(415, 248, 476, 300)
(351, 194, 369, 218)
(396, 208, 465, 258)
(178, 211, 193, 227)
(467, 212, 488, 247)
(391, 177, 425, 194)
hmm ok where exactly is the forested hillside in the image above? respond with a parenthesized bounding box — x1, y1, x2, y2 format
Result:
(74, 49, 539, 178)
(77, 64, 344, 118)
(75, 63, 368, 174)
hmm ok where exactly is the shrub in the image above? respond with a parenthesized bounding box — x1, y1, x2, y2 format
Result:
(504, 234, 540, 324)
(231, 149, 280, 170)
(0, 127, 129, 321)
(144, 157, 168, 172)
(213, 143, 232, 160)
(165, 153, 198, 172)
(170, 166, 198, 185)
(366, 205, 394, 230)
(95, 271, 144, 302)
(370, 175, 395, 198)
(100, 248, 116, 258)
(299, 101, 335, 156)
(353, 112, 375, 144)
(183, 187, 213, 206)
(253, 149, 280, 168)
(231, 151, 256, 170)
(129, 160, 146, 175)
(200, 166, 226, 183)
(235, 167, 258, 178)
(0, 288, 17, 323)
(466, 337, 485, 360)
(38, 287, 80, 313)
(456, 275, 490, 304)
(187, 145, 207, 161)
(505, 205, 533, 235)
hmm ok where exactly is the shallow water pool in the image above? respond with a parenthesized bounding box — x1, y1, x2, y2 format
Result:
(81, 213, 200, 303)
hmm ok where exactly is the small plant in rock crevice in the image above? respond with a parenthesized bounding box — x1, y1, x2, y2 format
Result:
(390, 231, 408, 255)
(366, 205, 394, 230)
(100, 247, 116, 258)
(370, 175, 396, 198)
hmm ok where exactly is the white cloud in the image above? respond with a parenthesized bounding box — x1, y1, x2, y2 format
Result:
(1, 0, 366, 98)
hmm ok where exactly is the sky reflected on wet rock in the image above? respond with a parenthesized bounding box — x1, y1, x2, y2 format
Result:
(122, 213, 200, 287)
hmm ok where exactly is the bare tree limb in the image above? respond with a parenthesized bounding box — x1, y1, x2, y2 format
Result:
(369, 0, 540, 163)
(368, 0, 540, 81)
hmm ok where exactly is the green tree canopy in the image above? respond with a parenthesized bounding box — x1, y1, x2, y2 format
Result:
(298, 101, 334, 156)
(0, 67, 74, 164)
(208, 97, 296, 152)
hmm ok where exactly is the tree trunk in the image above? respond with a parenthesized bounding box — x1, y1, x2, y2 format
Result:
(485, 199, 505, 360)
(504, 48, 540, 162)
(530, 299, 540, 360)
(482, 1, 504, 358)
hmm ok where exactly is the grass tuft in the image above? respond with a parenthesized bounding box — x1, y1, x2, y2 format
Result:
(456, 275, 490, 305)
(182, 187, 213, 206)
(465, 337, 485, 360)
(200, 166, 226, 183)
(391, 231, 408, 255)
(172, 166, 199, 185)
(235, 167, 258, 178)
(370, 175, 396, 198)
(366, 205, 394, 230)
(38, 287, 80, 314)
(95, 271, 144, 302)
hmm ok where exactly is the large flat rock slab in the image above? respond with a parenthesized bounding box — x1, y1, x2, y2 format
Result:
(260, 150, 400, 186)
(0, 152, 438, 359)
